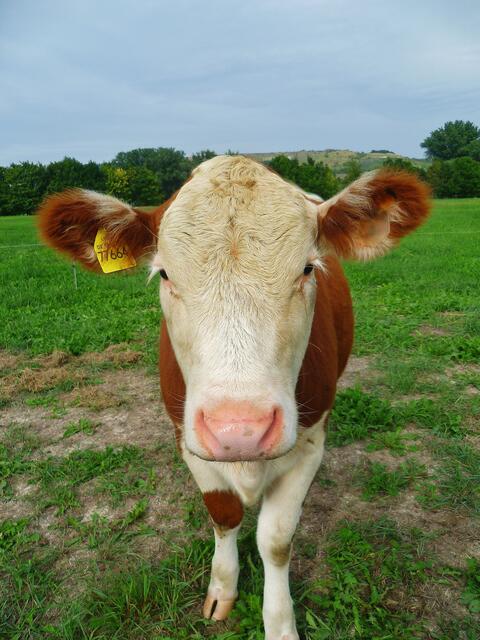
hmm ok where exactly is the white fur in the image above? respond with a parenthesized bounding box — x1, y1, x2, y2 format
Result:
(82, 190, 136, 222)
(157, 155, 320, 460)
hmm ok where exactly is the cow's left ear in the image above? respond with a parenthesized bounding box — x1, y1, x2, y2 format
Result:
(316, 170, 431, 260)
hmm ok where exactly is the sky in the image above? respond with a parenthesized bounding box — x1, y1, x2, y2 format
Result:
(1, 0, 479, 165)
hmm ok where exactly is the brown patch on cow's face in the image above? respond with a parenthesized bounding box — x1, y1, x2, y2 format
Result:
(229, 238, 240, 259)
(203, 489, 244, 530)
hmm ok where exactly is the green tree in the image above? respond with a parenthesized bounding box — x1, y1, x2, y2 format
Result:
(461, 139, 480, 162)
(268, 155, 340, 199)
(382, 157, 427, 181)
(127, 166, 163, 205)
(191, 149, 217, 167)
(103, 165, 131, 201)
(81, 161, 107, 191)
(421, 120, 480, 160)
(0, 166, 7, 214)
(268, 155, 298, 182)
(425, 160, 452, 198)
(447, 157, 480, 197)
(342, 159, 362, 186)
(112, 147, 191, 198)
(1, 162, 48, 215)
(426, 158, 480, 197)
(45, 157, 88, 194)
(45, 157, 106, 195)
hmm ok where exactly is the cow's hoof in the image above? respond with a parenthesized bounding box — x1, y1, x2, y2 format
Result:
(203, 594, 236, 621)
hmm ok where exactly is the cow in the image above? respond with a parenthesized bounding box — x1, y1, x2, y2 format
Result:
(38, 155, 430, 639)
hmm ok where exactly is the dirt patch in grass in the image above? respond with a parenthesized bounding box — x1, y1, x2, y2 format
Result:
(0, 344, 143, 404)
(438, 311, 465, 318)
(0, 350, 25, 373)
(338, 355, 375, 390)
(1, 367, 87, 398)
(465, 384, 480, 396)
(415, 580, 469, 630)
(78, 343, 141, 367)
(299, 438, 449, 568)
(414, 324, 451, 337)
(446, 363, 480, 377)
(0, 492, 34, 520)
(37, 351, 71, 368)
(64, 385, 128, 411)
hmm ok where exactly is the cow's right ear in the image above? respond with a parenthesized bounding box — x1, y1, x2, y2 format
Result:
(37, 189, 162, 272)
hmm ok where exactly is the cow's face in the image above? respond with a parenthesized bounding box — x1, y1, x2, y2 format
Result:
(154, 157, 320, 460)
(38, 156, 430, 462)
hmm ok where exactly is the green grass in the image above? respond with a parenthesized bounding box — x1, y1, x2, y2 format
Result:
(306, 518, 433, 639)
(343, 199, 480, 359)
(34, 446, 146, 513)
(461, 558, 480, 614)
(418, 441, 480, 514)
(65, 498, 155, 550)
(355, 459, 426, 500)
(365, 430, 419, 456)
(0, 216, 161, 362)
(59, 540, 214, 640)
(63, 417, 97, 438)
(0, 516, 60, 640)
(0, 425, 40, 497)
(329, 388, 398, 446)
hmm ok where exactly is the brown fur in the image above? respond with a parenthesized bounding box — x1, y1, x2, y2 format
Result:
(270, 542, 292, 566)
(203, 490, 244, 529)
(321, 170, 431, 259)
(37, 190, 175, 270)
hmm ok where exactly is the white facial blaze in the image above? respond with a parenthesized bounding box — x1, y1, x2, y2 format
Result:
(155, 156, 319, 459)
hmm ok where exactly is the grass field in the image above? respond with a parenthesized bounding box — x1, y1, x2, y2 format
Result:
(1, 200, 479, 639)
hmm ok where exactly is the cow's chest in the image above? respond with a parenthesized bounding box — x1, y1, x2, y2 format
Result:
(216, 413, 328, 506)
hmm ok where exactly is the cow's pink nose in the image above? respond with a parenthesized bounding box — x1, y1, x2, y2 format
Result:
(195, 401, 283, 461)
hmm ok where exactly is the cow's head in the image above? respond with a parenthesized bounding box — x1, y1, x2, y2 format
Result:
(38, 156, 430, 461)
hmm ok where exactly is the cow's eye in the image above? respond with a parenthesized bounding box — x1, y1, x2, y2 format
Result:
(159, 269, 169, 280)
(303, 264, 314, 276)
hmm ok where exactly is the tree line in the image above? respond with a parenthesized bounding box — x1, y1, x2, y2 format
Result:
(0, 148, 216, 216)
(1, 120, 479, 215)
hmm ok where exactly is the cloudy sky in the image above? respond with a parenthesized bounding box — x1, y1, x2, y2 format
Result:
(1, 0, 479, 165)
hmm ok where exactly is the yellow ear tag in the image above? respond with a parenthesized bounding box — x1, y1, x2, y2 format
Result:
(94, 228, 137, 273)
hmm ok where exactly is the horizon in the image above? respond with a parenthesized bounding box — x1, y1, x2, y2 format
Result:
(0, 146, 428, 168)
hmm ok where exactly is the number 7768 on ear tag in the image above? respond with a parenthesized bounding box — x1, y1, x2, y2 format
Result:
(94, 228, 137, 273)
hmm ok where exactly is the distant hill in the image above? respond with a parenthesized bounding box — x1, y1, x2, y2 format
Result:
(245, 149, 430, 176)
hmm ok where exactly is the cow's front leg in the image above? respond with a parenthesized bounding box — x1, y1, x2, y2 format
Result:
(202, 490, 243, 620)
(257, 418, 327, 640)
(182, 449, 243, 621)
